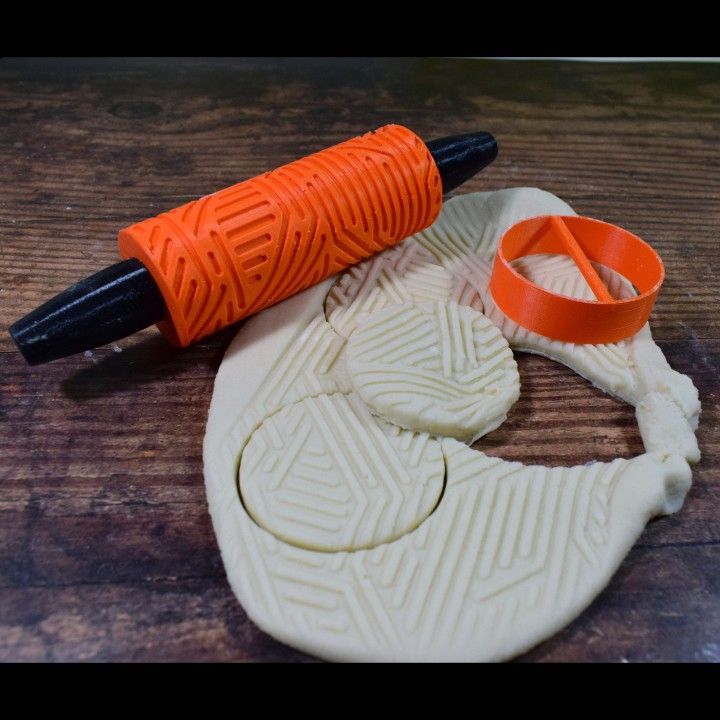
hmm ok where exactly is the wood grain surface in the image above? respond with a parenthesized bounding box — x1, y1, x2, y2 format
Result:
(1, 57, 718, 662)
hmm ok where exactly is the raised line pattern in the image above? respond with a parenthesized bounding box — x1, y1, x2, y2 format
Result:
(346, 301, 520, 442)
(204, 188, 699, 661)
(118, 125, 442, 346)
(239, 393, 445, 553)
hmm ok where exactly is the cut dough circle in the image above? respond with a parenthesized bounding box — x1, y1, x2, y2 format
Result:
(204, 187, 701, 662)
(239, 393, 445, 552)
(346, 301, 520, 442)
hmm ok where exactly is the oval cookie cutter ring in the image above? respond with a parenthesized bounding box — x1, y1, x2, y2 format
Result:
(489, 215, 665, 344)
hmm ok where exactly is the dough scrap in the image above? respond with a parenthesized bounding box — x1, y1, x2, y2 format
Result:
(204, 187, 701, 661)
(347, 301, 520, 442)
(239, 393, 445, 552)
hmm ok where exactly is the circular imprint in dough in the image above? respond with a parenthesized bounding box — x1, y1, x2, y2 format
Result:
(347, 301, 521, 443)
(238, 393, 445, 552)
(325, 242, 458, 338)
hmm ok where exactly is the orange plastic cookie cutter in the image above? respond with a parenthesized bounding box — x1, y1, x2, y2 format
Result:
(489, 215, 665, 344)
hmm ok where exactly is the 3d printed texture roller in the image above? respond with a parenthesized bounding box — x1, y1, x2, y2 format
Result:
(118, 124, 443, 346)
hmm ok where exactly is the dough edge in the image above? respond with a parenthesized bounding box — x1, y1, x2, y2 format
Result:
(203, 188, 698, 661)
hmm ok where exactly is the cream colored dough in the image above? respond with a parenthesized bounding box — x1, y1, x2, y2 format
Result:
(204, 188, 701, 661)
(239, 393, 445, 552)
(347, 301, 520, 442)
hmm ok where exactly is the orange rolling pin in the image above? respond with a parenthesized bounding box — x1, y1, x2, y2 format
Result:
(10, 125, 497, 365)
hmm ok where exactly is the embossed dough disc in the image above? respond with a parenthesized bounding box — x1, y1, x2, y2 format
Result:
(239, 393, 445, 552)
(346, 301, 520, 442)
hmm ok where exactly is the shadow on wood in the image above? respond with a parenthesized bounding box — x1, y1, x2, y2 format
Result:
(60, 334, 184, 401)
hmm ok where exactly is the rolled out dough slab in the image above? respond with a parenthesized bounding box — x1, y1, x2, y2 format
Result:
(204, 187, 699, 661)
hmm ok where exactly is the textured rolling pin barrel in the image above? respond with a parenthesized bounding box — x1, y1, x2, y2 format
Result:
(9, 125, 498, 364)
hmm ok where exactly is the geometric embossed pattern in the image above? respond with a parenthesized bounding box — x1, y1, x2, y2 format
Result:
(238, 316, 353, 435)
(204, 188, 700, 661)
(239, 394, 444, 552)
(443, 189, 694, 426)
(347, 301, 520, 442)
(119, 125, 442, 345)
(325, 241, 458, 338)
(212, 431, 691, 660)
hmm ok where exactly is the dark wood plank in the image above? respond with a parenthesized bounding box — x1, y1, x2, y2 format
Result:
(1, 338, 716, 662)
(0, 580, 311, 662)
(1, 58, 718, 662)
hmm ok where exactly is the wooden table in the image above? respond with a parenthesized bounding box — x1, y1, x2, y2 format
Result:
(1, 58, 718, 662)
